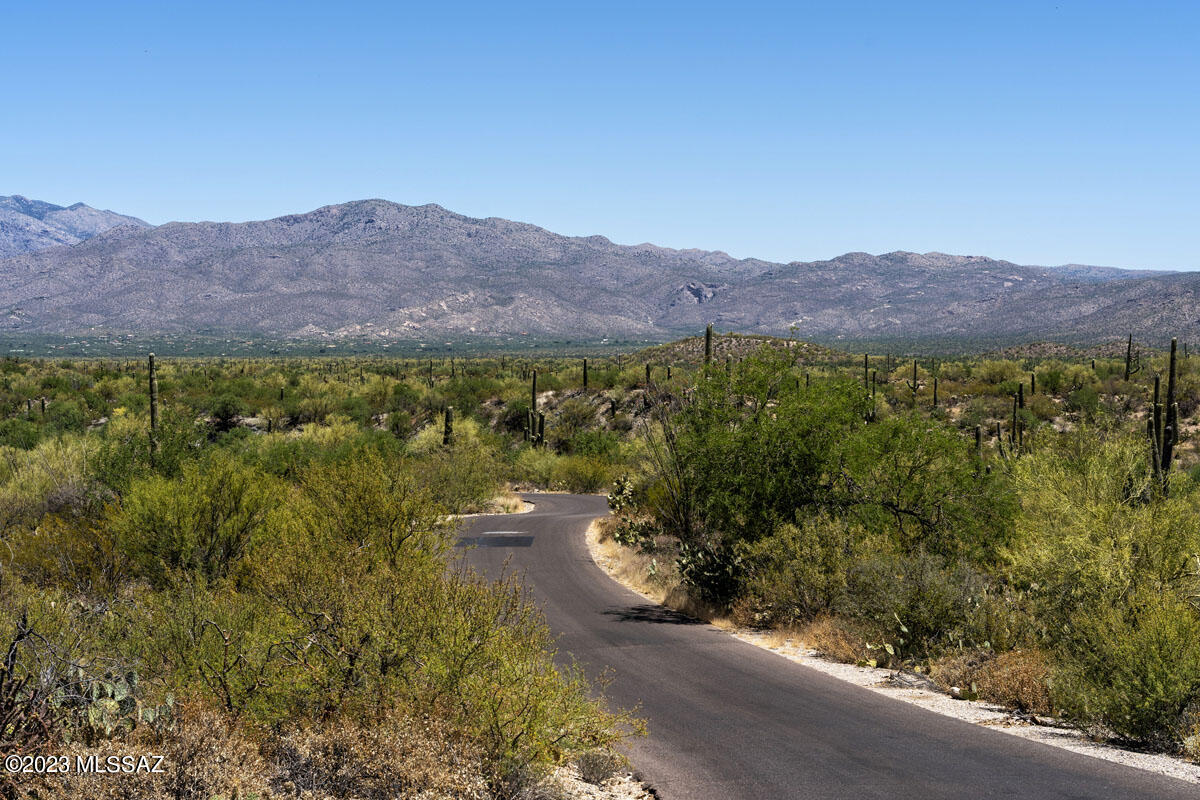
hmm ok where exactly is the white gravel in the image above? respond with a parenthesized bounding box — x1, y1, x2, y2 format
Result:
(542, 764, 657, 800)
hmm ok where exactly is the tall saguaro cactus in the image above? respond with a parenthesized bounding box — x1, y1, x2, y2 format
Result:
(582, 358, 589, 390)
(1124, 334, 1143, 381)
(704, 324, 713, 365)
(443, 406, 454, 446)
(1146, 339, 1180, 492)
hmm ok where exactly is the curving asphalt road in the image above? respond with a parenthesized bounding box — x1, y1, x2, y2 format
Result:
(456, 493, 1196, 799)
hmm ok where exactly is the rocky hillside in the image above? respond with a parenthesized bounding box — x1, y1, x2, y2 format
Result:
(0, 198, 1193, 346)
(0, 195, 150, 257)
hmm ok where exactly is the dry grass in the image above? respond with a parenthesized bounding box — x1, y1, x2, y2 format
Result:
(268, 710, 489, 800)
(26, 701, 271, 800)
(797, 615, 875, 664)
(929, 648, 1053, 715)
(487, 490, 530, 514)
(25, 704, 490, 800)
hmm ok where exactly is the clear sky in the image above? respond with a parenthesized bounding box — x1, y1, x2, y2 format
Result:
(4, 1, 1196, 268)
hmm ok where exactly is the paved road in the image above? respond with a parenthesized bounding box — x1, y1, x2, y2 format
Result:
(457, 493, 1196, 799)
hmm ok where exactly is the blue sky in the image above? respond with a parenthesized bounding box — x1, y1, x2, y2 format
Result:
(4, 1, 1196, 268)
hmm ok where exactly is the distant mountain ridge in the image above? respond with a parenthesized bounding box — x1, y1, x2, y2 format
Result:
(0, 197, 1193, 346)
(0, 195, 151, 258)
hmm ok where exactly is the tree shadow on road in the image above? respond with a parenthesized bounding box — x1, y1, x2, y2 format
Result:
(603, 604, 705, 625)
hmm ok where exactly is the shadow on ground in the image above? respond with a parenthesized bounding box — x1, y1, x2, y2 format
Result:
(603, 604, 705, 625)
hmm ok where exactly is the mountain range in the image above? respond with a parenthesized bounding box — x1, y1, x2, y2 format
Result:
(0, 195, 150, 258)
(0, 197, 1194, 346)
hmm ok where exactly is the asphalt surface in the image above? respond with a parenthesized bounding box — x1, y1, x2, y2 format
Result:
(456, 493, 1197, 799)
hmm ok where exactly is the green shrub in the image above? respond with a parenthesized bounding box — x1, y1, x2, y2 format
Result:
(843, 550, 998, 660)
(1052, 589, 1200, 747)
(736, 515, 868, 625)
(551, 455, 610, 493)
(1067, 384, 1100, 416)
(0, 417, 39, 449)
(112, 450, 282, 587)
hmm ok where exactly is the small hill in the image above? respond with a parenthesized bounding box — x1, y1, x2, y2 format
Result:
(633, 333, 849, 366)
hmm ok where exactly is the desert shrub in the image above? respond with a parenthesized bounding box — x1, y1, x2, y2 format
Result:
(1033, 363, 1066, 394)
(957, 395, 1012, 431)
(654, 348, 865, 548)
(569, 429, 621, 460)
(7, 513, 128, 597)
(44, 399, 88, 434)
(0, 418, 39, 449)
(930, 648, 1051, 713)
(91, 408, 199, 495)
(1009, 431, 1200, 747)
(498, 398, 533, 434)
(1051, 589, 1200, 747)
(1026, 393, 1058, 421)
(111, 450, 283, 587)
(1066, 384, 1100, 416)
(208, 393, 242, 432)
(514, 447, 558, 487)
(299, 447, 449, 559)
(0, 436, 97, 537)
(973, 360, 1023, 384)
(843, 550, 999, 660)
(735, 515, 871, 625)
(575, 750, 623, 786)
(834, 414, 1015, 562)
(551, 455, 610, 493)
(414, 441, 502, 513)
(549, 398, 598, 447)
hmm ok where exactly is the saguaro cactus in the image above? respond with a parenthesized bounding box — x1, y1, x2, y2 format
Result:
(537, 412, 546, 449)
(531, 369, 538, 415)
(582, 358, 589, 390)
(443, 406, 453, 446)
(1152, 338, 1180, 491)
(704, 324, 713, 365)
(645, 363, 652, 386)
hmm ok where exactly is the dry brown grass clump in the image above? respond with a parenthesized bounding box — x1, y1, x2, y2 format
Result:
(930, 648, 1053, 715)
(798, 616, 874, 664)
(268, 710, 489, 800)
(23, 704, 490, 800)
(25, 701, 270, 800)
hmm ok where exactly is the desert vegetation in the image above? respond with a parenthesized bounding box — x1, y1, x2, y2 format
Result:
(601, 333, 1200, 757)
(0, 353, 644, 799)
(2, 328, 1199, 798)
